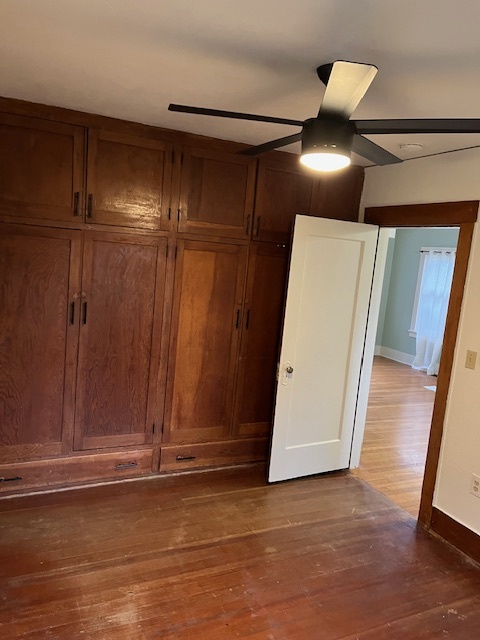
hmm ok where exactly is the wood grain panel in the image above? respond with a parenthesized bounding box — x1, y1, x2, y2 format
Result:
(431, 507, 480, 564)
(0, 449, 153, 494)
(365, 201, 478, 226)
(164, 240, 248, 443)
(233, 242, 289, 437)
(311, 164, 364, 221)
(86, 129, 173, 229)
(159, 438, 268, 471)
(0, 113, 84, 221)
(254, 155, 314, 242)
(178, 147, 256, 238)
(0, 224, 81, 460)
(74, 231, 167, 450)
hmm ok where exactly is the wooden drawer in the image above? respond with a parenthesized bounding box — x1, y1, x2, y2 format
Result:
(0, 449, 154, 494)
(160, 438, 268, 472)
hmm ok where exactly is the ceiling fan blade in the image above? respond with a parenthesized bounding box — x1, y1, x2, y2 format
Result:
(239, 132, 303, 156)
(168, 104, 304, 127)
(352, 134, 402, 166)
(318, 61, 378, 120)
(355, 118, 480, 135)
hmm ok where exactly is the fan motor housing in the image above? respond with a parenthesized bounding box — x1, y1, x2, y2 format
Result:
(302, 117, 356, 156)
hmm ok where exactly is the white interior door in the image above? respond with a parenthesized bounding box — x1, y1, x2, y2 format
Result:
(269, 215, 379, 483)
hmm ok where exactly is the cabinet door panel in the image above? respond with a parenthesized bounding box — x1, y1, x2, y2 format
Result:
(254, 156, 314, 242)
(0, 114, 84, 221)
(0, 224, 81, 461)
(86, 130, 173, 229)
(233, 243, 289, 437)
(178, 148, 255, 238)
(310, 166, 364, 221)
(164, 240, 248, 443)
(74, 232, 167, 450)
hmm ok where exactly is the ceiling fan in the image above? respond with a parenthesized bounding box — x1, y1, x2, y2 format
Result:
(169, 60, 480, 172)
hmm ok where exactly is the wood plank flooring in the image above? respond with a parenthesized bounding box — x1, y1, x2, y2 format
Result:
(1, 465, 479, 639)
(353, 356, 437, 517)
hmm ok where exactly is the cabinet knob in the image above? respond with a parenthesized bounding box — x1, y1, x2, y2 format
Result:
(286, 366, 294, 374)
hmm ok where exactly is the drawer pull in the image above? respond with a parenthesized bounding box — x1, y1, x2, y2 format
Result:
(0, 476, 23, 483)
(115, 462, 138, 470)
(176, 455, 196, 461)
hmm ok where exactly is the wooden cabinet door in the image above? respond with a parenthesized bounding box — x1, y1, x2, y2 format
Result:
(164, 240, 248, 443)
(253, 155, 315, 243)
(74, 231, 168, 450)
(310, 165, 364, 221)
(233, 243, 289, 437)
(0, 224, 81, 462)
(0, 114, 84, 222)
(86, 129, 173, 230)
(178, 147, 256, 238)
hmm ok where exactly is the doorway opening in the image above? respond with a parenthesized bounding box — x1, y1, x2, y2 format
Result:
(352, 226, 459, 517)
(361, 201, 477, 528)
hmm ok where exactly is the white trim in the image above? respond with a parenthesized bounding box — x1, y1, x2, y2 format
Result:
(350, 228, 390, 469)
(376, 346, 415, 366)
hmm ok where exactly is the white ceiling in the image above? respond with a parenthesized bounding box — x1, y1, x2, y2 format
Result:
(2, 0, 480, 165)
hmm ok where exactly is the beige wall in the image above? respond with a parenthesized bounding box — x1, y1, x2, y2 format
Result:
(363, 148, 480, 536)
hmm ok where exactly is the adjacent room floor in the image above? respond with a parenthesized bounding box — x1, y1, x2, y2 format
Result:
(1, 465, 479, 639)
(353, 356, 437, 517)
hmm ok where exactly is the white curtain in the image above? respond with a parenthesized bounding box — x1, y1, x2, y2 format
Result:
(412, 249, 455, 376)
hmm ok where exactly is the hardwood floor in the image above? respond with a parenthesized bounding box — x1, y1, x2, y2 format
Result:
(1, 465, 479, 639)
(353, 356, 437, 517)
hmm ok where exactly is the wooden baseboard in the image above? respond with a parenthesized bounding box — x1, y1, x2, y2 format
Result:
(430, 507, 480, 564)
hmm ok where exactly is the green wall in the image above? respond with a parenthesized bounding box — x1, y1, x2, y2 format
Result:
(377, 227, 459, 356)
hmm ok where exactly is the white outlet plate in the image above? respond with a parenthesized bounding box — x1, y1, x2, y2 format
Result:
(470, 473, 480, 499)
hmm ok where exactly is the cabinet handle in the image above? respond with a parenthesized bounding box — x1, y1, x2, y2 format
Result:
(235, 308, 241, 329)
(177, 208, 181, 222)
(0, 476, 23, 483)
(115, 462, 138, 470)
(82, 301, 88, 325)
(73, 192, 80, 216)
(255, 216, 261, 236)
(168, 207, 171, 220)
(246, 215, 251, 235)
(69, 300, 76, 325)
(176, 455, 196, 461)
(87, 194, 94, 218)
(245, 309, 251, 329)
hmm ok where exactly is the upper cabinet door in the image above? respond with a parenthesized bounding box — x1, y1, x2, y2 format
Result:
(310, 166, 364, 222)
(164, 240, 248, 443)
(178, 147, 256, 238)
(0, 114, 84, 222)
(253, 155, 315, 243)
(74, 231, 168, 450)
(0, 224, 81, 461)
(86, 129, 173, 230)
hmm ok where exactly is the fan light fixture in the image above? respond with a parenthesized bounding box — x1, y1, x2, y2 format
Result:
(300, 148, 351, 172)
(300, 117, 355, 172)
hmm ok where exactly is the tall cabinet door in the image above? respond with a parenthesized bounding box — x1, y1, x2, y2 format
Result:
(0, 224, 81, 461)
(164, 240, 248, 443)
(74, 231, 168, 450)
(177, 147, 256, 238)
(86, 129, 173, 230)
(0, 114, 85, 222)
(233, 243, 289, 437)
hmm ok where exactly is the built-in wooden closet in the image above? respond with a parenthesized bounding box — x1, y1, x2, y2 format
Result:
(0, 99, 363, 494)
